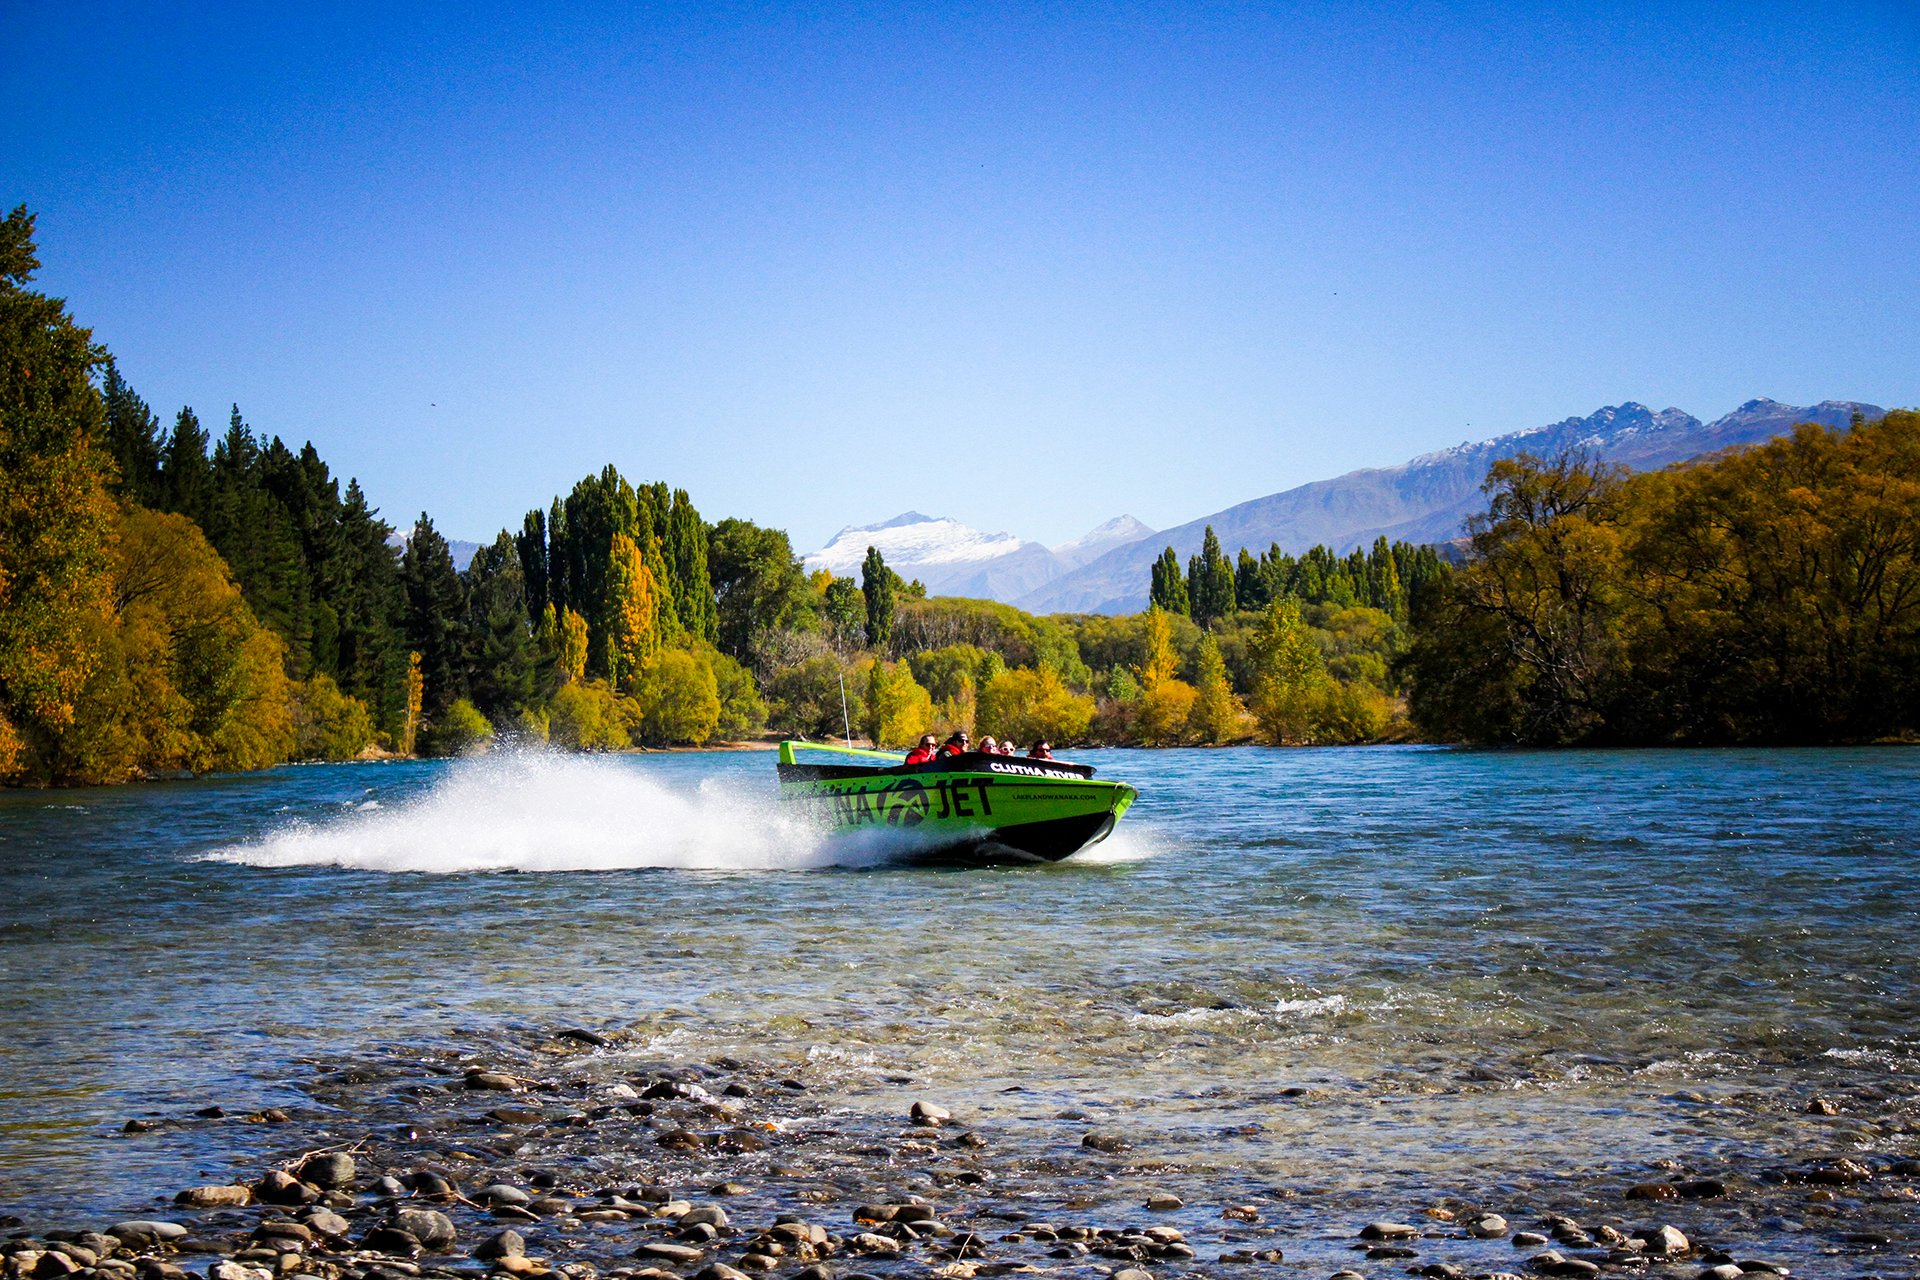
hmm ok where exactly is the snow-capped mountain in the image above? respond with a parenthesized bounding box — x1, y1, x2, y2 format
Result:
(806, 512, 1154, 603)
(1052, 514, 1156, 569)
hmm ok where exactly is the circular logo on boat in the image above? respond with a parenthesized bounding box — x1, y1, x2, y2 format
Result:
(883, 779, 929, 827)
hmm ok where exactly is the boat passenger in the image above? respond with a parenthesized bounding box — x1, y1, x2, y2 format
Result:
(938, 731, 970, 757)
(998, 740, 1016, 755)
(1028, 742, 1053, 760)
(903, 735, 937, 766)
(979, 735, 998, 753)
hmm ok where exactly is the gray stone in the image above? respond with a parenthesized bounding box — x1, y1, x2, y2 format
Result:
(389, 1210, 457, 1252)
(909, 1101, 952, 1127)
(175, 1186, 252, 1208)
(205, 1265, 271, 1280)
(1112, 1271, 1154, 1280)
(678, 1206, 728, 1230)
(847, 1235, 899, 1256)
(253, 1171, 318, 1206)
(1643, 1225, 1689, 1257)
(298, 1211, 350, 1240)
(479, 1186, 532, 1207)
(1511, 1232, 1549, 1247)
(109, 1223, 189, 1246)
(1469, 1215, 1509, 1238)
(695, 1267, 750, 1280)
(465, 1070, 522, 1092)
(634, 1244, 706, 1265)
(475, 1231, 526, 1261)
(1358, 1223, 1418, 1241)
(1697, 1267, 1743, 1280)
(297, 1154, 355, 1189)
(1144, 1194, 1182, 1211)
(1081, 1133, 1130, 1154)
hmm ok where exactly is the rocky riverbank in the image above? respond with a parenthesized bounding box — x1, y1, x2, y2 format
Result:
(5, 1028, 1918, 1280)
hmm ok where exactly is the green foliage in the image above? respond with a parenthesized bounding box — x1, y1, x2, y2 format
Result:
(1406, 414, 1920, 744)
(633, 648, 721, 745)
(99, 359, 164, 506)
(400, 514, 470, 716)
(978, 666, 1096, 746)
(1149, 545, 1189, 615)
(766, 653, 863, 740)
(665, 489, 717, 643)
(423, 696, 493, 757)
(1246, 597, 1327, 744)
(707, 647, 766, 740)
(291, 672, 375, 760)
(860, 658, 933, 748)
(1187, 634, 1246, 742)
(547, 680, 630, 751)
(1186, 526, 1237, 626)
(0, 204, 118, 778)
(821, 575, 865, 648)
(708, 517, 816, 670)
(861, 545, 895, 651)
(464, 532, 538, 720)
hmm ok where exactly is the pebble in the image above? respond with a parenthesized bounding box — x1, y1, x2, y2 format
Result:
(1081, 1133, 1130, 1153)
(678, 1205, 729, 1229)
(1698, 1268, 1743, 1280)
(296, 1154, 354, 1188)
(1112, 1270, 1154, 1280)
(175, 1186, 252, 1208)
(1144, 1194, 1182, 1211)
(388, 1209, 457, 1251)
(109, 1223, 189, 1245)
(696, 1266, 750, 1280)
(1358, 1222, 1418, 1241)
(465, 1070, 522, 1092)
(1468, 1214, 1508, 1238)
(206, 1264, 272, 1280)
(1643, 1225, 1689, 1257)
(476, 1231, 526, 1261)
(1511, 1232, 1549, 1247)
(910, 1101, 953, 1127)
(479, 1185, 532, 1207)
(633, 1244, 706, 1265)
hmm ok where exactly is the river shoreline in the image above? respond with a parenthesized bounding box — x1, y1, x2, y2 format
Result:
(8, 1025, 1917, 1280)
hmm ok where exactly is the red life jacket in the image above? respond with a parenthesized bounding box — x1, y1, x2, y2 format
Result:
(903, 747, 934, 765)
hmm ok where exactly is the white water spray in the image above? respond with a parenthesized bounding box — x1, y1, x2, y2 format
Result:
(209, 750, 897, 874)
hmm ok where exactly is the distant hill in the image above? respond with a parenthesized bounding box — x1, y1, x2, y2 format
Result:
(805, 511, 1156, 602)
(1015, 398, 1888, 615)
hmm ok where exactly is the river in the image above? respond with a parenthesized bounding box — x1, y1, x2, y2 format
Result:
(1, 745, 1915, 1273)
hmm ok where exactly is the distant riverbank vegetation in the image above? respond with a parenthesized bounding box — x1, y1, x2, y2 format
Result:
(4, 206, 1914, 784)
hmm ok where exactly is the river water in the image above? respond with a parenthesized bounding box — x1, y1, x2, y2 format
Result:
(1, 746, 1916, 1272)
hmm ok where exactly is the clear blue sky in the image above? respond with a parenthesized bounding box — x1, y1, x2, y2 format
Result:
(7, 1, 1917, 553)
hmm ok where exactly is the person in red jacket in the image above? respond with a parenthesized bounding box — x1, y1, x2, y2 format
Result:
(903, 735, 937, 766)
(938, 731, 971, 757)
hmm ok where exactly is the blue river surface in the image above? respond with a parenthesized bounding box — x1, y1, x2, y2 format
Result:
(0, 745, 1916, 1274)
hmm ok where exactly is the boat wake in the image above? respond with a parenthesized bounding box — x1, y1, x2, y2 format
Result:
(208, 750, 908, 874)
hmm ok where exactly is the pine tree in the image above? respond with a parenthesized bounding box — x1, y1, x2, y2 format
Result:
(329, 479, 408, 736)
(160, 406, 212, 526)
(465, 532, 538, 718)
(99, 359, 164, 505)
(0, 204, 118, 777)
(400, 514, 469, 715)
(862, 545, 894, 652)
(516, 507, 548, 622)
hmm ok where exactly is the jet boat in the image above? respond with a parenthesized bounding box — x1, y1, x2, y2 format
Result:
(776, 740, 1136, 862)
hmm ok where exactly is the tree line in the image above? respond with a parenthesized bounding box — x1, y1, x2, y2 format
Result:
(6, 202, 1909, 783)
(1402, 412, 1920, 744)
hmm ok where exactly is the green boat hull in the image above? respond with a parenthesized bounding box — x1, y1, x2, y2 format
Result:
(777, 750, 1136, 863)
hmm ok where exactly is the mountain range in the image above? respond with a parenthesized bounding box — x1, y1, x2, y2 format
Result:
(1016, 397, 1886, 614)
(806, 397, 1887, 616)
(805, 512, 1154, 601)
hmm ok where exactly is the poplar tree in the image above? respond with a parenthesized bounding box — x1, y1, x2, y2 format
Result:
(603, 532, 664, 689)
(862, 545, 894, 652)
(1186, 526, 1236, 626)
(666, 488, 717, 642)
(1149, 546, 1189, 615)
